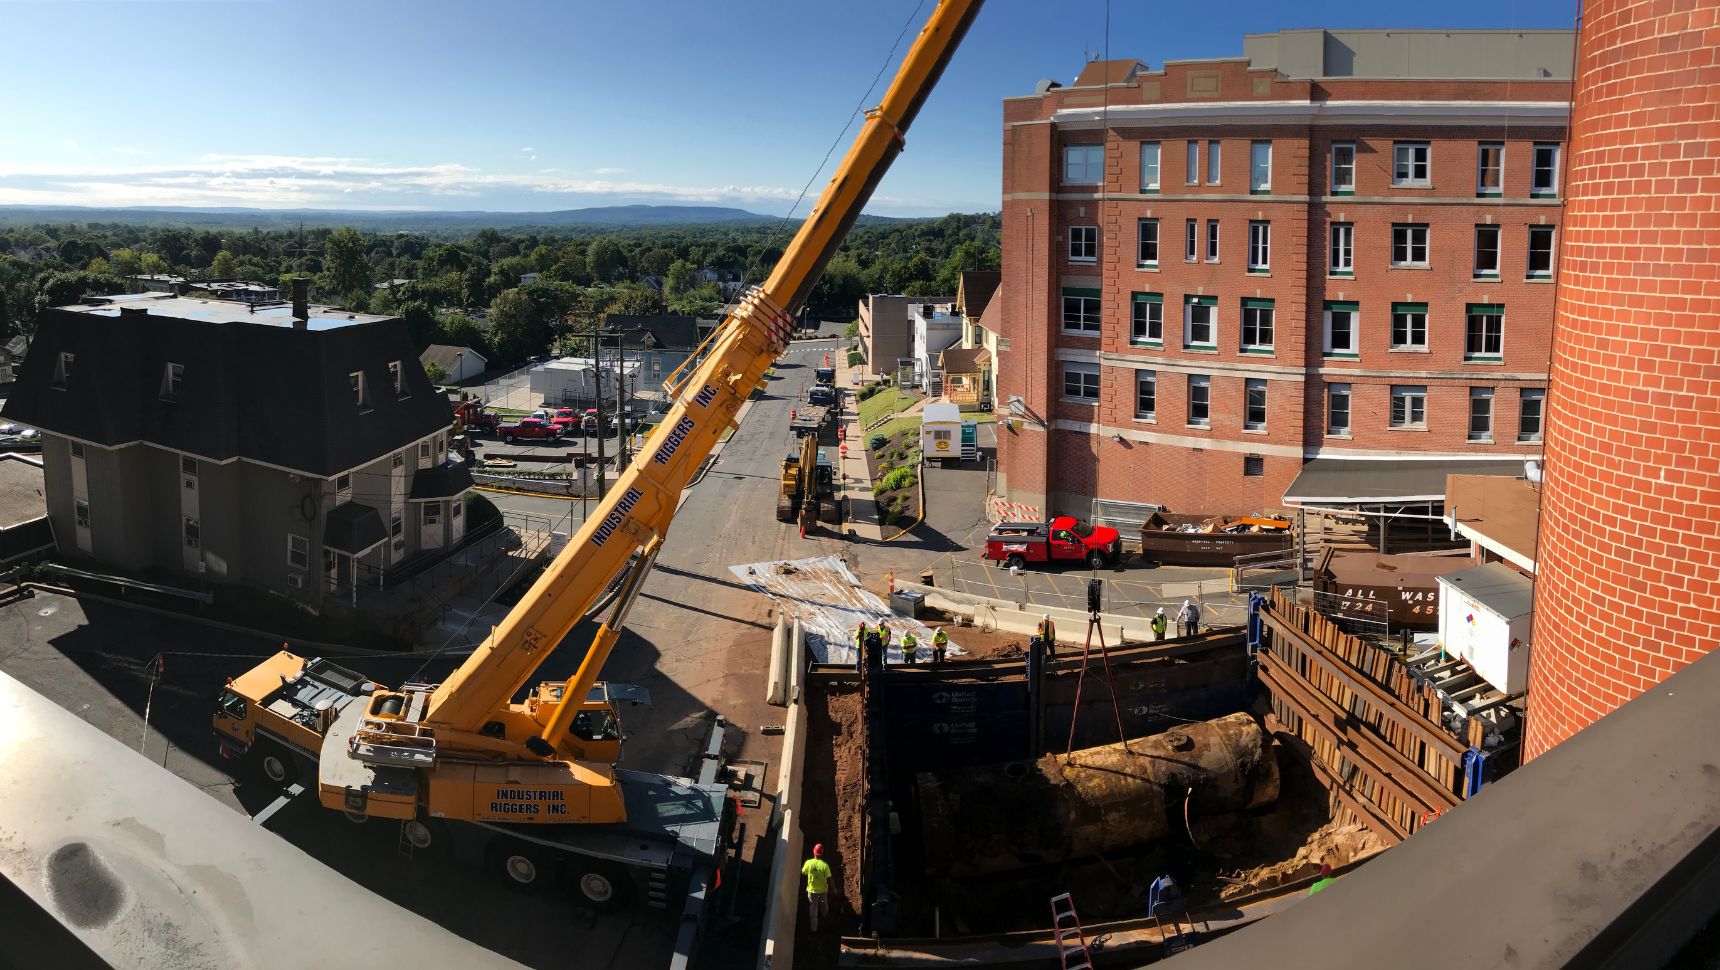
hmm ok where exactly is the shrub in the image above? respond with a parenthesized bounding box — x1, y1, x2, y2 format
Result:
(868, 434, 888, 451)
(857, 383, 880, 402)
(847, 350, 864, 367)
(844, 321, 860, 338)
(880, 467, 917, 492)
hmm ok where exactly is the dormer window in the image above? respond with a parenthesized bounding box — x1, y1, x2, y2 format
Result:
(389, 360, 403, 397)
(351, 370, 368, 409)
(161, 362, 183, 400)
(54, 351, 74, 388)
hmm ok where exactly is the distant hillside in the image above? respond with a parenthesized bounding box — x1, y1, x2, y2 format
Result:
(0, 203, 914, 231)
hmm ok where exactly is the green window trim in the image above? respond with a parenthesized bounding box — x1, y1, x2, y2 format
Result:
(1241, 298, 1275, 309)
(1325, 300, 1360, 312)
(1324, 351, 1361, 360)
(1467, 304, 1505, 316)
(1249, 188, 1272, 196)
(1464, 355, 1505, 363)
(1328, 270, 1355, 279)
(1391, 302, 1429, 313)
(1133, 292, 1164, 304)
(1530, 190, 1559, 199)
(1473, 273, 1502, 281)
(1330, 189, 1356, 197)
(1240, 347, 1275, 356)
(1130, 338, 1164, 348)
(1186, 295, 1217, 307)
(1063, 287, 1102, 298)
(1476, 191, 1503, 199)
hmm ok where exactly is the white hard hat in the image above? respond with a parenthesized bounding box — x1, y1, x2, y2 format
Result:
(1041, 613, 1050, 620)
(1156, 606, 1165, 615)
(1183, 599, 1191, 607)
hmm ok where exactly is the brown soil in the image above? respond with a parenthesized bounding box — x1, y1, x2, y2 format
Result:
(863, 429, 922, 527)
(794, 685, 865, 970)
(1218, 818, 1388, 899)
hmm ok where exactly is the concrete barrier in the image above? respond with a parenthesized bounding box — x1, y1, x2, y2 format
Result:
(766, 614, 788, 706)
(788, 618, 808, 703)
(760, 664, 813, 970)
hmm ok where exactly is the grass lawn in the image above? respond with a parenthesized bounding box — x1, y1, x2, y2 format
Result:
(858, 386, 917, 430)
(868, 415, 920, 445)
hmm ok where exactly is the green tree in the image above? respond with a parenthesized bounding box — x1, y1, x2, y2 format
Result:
(108, 248, 142, 277)
(662, 259, 697, 303)
(634, 247, 674, 279)
(424, 361, 449, 384)
(139, 252, 167, 275)
(210, 250, 237, 279)
(587, 238, 624, 283)
(323, 227, 372, 297)
(399, 300, 440, 351)
(610, 282, 664, 317)
(488, 288, 549, 364)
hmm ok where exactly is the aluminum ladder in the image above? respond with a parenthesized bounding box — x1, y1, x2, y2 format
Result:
(1050, 892, 1093, 970)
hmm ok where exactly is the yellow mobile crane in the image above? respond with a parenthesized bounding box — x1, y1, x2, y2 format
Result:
(214, 0, 983, 911)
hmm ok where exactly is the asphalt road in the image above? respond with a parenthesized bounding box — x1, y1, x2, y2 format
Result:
(0, 338, 849, 969)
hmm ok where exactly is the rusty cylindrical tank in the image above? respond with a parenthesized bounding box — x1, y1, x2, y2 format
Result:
(916, 712, 1279, 877)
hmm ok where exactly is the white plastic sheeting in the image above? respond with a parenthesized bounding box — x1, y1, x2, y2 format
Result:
(729, 555, 963, 666)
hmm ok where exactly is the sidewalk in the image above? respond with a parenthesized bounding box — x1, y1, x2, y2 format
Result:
(835, 358, 885, 541)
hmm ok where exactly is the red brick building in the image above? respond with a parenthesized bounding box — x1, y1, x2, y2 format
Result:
(1526, 0, 1720, 759)
(995, 29, 1574, 522)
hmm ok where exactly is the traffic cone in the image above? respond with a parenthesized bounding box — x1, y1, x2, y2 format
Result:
(887, 569, 895, 594)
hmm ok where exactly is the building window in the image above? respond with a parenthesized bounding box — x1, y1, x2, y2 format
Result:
(452, 498, 463, 519)
(1475, 224, 1502, 279)
(1527, 225, 1556, 278)
(1328, 383, 1352, 436)
(1247, 221, 1270, 272)
(1469, 387, 1495, 442)
(183, 516, 200, 550)
(1323, 301, 1359, 358)
(1140, 141, 1160, 192)
(1390, 302, 1428, 350)
(1240, 298, 1274, 353)
(70, 441, 85, 460)
(391, 511, 404, 549)
(1243, 454, 1265, 477)
(1136, 219, 1159, 266)
(1531, 143, 1560, 197)
(1186, 140, 1200, 184)
(161, 362, 184, 400)
(1391, 223, 1430, 267)
(1331, 142, 1356, 194)
(1061, 360, 1099, 402)
(1135, 370, 1156, 420)
(1477, 142, 1504, 197)
(1393, 142, 1431, 187)
(1061, 291, 1102, 335)
(418, 440, 431, 460)
(287, 533, 308, 570)
(1329, 223, 1354, 276)
(1184, 295, 1217, 349)
(1131, 293, 1163, 345)
(336, 473, 353, 505)
(351, 370, 368, 408)
(75, 500, 91, 530)
(54, 351, 74, 388)
(1184, 219, 1198, 261)
(1207, 140, 1222, 184)
(1390, 385, 1428, 428)
(1519, 387, 1546, 442)
(1465, 304, 1505, 361)
(392, 452, 404, 470)
(1250, 141, 1271, 193)
(1063, 144, 1102, 184)
(1187, 374, 1211, 427)
(1068, 225, 1098, 263)
(182, 455, 197, 488)
(1205, 219, 1220, 262)
(1244, 379, 1268, 431)
(389, 360, 403, 396)
(423, 502, 442, 526)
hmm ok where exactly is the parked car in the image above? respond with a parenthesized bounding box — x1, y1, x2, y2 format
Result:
(984, 516, 1122, 570)
(495, 416, 564, 444)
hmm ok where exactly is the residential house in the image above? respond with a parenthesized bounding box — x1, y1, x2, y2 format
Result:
(996, 28, 1570, 518)
(129, 274, 188, 294)
(945, 270, 1002, 406)
(909, 302, 961, 389)
(0, 335, 27, 383)
(606, 314, 705, 396)
(420, 343, 489, 384)
(0, 287, 472, 609)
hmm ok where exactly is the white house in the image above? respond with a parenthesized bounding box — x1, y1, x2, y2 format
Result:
(419, 344, 488, 384)
(909, 302, 961, 387)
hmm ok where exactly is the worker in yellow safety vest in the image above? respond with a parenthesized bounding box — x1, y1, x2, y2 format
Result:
(1151, 607, 1169, 641)
(1036, 613, 1057, 661)
(932, 627, 949, 663)
(901, 631, 919, 664)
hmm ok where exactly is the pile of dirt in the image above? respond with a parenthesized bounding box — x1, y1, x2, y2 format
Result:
(863, 428, 922, 527)
(794, 686, 866, 969)
(1218, 819, 1388, 899)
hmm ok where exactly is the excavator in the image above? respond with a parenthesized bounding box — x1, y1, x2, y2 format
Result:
(212, 0, 983, 913)
(777, 431, 839, 531)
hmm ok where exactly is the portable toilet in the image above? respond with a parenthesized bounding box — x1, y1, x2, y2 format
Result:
(920, 401, 964, 461)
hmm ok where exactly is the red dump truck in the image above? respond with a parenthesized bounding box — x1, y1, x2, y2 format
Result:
(984, 516, 1122, 570)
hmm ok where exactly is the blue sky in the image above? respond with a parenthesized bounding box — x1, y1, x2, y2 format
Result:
(0, 0, 1575, 217)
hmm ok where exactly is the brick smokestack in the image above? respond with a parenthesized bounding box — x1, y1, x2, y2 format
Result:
(291, 277, 310, 329)
(1525, 0, 1720, 758)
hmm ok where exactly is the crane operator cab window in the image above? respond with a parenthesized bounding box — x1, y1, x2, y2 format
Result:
(217, 690, 248, 720)
(571, 708, 620, 743)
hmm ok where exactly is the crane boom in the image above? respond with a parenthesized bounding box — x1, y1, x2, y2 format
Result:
(424, 0, 984, 734)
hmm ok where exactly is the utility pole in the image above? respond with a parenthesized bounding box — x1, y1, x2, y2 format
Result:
(591, 313, 606, 500)
(615, 333, 629, 467)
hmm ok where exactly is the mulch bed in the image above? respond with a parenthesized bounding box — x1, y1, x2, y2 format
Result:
(863, 427, 923, 527)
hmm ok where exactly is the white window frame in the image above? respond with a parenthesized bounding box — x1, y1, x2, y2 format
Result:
(1469, 387, 1495, 442)
(1250, 141, 1271, 193)
(418, 440, 431, 460)
(1205, 219, 1220, 263)
(55, 351, 74, 388)
(161, 361, 184, 400)
(1061, 293, 1102, 335)
(1184, 219, 1198, 262)
(1184, 297, 1217, 349)
(1139, 141, 1161, 191)
(1131, 293, 1163, 345)
(351, 370, 368, 409)
(1527, 225, 1556, 279)
(1240, 300, 1274, 353)
(1519, 387, 1546, 443)
(1328, 383, 1352, 436)
(1137, 218, 1159, 266)
(1390, 303, 1429, 350)
(1064, 144, 1103, 185)
(75, 499, 91, 530)
(1323, 303, 1360, 358)
(1187, 374, 1211, 428)
(1331, 142, 1356, 194)
(1390, 384, 1429, 429)
(1531, 143, 1561, 197)
(335, 473, 353, 506)
(1185, 140, 1200, 185)
(389, 360, 403, 395)
(70, 441, 85, 460)
(1244, 378, 1268, 431)
(1476, 142, 1504, 196)
(1391, 223, 1430, 267)
(1392, 142, 1431, 187)
(1465, 305, 1505, 361)
(183, 516, 201, 551)
(1061, 360, 1100, 403)
(1135, 370, 1157, 421)
(1247, 221, 1270, 272)
(1068, 225, 1098, 263)
(1206, 140, 1222, 185)
(1329, 222, 1354, 276)
(1475, 224, 1502, 278)
(287, 533, 309, 570)
(423, 501, 442, 526)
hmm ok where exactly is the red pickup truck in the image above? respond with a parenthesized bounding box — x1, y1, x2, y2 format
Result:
(495, 416, 563, 444)
(984, 516, 1122, 570)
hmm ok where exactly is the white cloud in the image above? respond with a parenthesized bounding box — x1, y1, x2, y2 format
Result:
(593, 166, 627, 176)
(109, 146, 148, 156)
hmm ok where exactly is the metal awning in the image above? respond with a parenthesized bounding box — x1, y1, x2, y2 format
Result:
(1283, 458, 1524, 505)
(323, 502, 387, 556)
